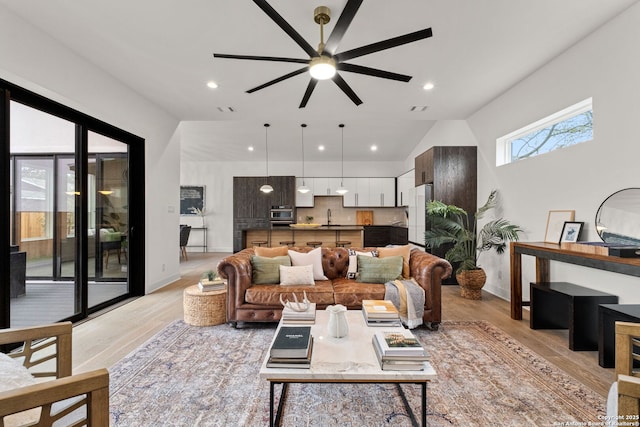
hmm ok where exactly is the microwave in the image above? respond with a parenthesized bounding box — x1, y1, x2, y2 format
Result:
(269, 206, 294, 224)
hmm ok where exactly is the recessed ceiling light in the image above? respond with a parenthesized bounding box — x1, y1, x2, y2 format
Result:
(207, 81, 219, 89)
(371, 145, 378, 151)
(248, 146, 254, 151)
(318, 145, 325, 151)
(423, 82, 434, 90)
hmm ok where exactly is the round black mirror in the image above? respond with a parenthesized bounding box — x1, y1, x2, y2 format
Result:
(595, 188, 640, 245)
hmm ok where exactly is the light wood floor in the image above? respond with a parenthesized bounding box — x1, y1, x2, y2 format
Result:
(71, 252, 615, 397)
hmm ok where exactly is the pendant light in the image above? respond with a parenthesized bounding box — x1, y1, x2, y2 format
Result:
(297, 124, 310, 193)
(260, 123, 274, 193)
(335, 123, 348, 195)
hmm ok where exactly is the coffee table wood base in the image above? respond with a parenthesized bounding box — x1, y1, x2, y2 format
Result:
(268, 380, 427, 427)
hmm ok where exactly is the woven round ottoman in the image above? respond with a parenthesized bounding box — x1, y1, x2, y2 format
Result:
(183, 285, 227, 326)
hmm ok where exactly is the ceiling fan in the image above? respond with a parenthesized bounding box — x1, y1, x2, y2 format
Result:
(213, 0, 433, 108)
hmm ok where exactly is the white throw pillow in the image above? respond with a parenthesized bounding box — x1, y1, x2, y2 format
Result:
(0, 352, 41, 426)
(279, 265, 315, 286)
(288, 248, 328, 280)
(347, 249, 378, 279)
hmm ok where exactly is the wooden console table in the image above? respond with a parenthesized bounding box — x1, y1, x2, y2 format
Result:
(510, 242, 640, 320)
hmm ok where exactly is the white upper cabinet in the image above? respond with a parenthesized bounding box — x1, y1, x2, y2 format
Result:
(396, 170, 414, 206)
(342, 177, 395, 207)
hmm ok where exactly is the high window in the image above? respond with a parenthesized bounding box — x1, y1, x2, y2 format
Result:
(496, 98, 593, 166)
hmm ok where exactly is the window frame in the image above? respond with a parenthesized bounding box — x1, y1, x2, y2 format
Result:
(496, 98, 593, 166)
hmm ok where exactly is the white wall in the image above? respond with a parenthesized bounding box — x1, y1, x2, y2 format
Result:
(402, 120, 479, 172)
(0, 5, 182, 293)
(466, 3, 640, 302)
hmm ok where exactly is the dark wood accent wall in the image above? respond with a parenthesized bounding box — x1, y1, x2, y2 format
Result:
(416, 146, 477, 282)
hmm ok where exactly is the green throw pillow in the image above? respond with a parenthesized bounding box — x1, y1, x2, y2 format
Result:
(356, 255, 404, 283)
(251, 255, 291, 284)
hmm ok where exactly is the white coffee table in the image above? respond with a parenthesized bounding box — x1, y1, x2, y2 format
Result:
(259, 310, 437, 426)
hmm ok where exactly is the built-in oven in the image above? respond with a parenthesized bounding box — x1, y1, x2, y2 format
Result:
(269, 205, 294, 224)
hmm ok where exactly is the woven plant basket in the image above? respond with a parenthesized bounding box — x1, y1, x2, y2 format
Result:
(456, 268, 487, 300)
(183, 285, 227, 326)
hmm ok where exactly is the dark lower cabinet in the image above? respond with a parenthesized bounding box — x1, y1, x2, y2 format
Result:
(363, 226, 408, 247)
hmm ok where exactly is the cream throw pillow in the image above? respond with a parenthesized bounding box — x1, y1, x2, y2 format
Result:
(254, 246, 289, 257)
(378, 245, 411, 278)
(288, 247, 328, 280)
(279, 265, 315, 286)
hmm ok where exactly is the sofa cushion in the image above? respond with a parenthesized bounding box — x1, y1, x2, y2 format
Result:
(378, 245, 411, 278)
(346, 249, 378, 279)
(255, 246, 288, 257)
(279, 265, 315, 286)
(356, 255, 404, 283)
(332, 278, 386, 307)
(251, 255, 291, 284)
(289, 248, 328, 280)
(245, 280, 335, 306)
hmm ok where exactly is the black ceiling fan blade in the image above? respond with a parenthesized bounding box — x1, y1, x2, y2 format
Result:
(337, 63, 412, 82)
(335, 28, 433, 62)
(332, 73, 363, 106)
(323, 0, 363, 55)
(253, 0, 318, 58)
(214, 53, 309, 65)
(299, 79, 318, 108)
(246, 67, 309, 93)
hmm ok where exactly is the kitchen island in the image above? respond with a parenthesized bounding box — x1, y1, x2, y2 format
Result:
(244, 225, 364, 249)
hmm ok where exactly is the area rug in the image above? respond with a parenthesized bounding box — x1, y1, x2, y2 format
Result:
(108, 320, 605, 426)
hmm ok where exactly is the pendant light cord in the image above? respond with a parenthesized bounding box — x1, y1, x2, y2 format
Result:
(264, 123, 270, 180)
(301, 124, 307, 185)
(340, 123, 345, 186)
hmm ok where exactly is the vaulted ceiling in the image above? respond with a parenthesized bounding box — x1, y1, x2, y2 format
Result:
(1, 0, 636, 162)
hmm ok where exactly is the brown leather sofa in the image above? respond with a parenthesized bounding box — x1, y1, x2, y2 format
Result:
(217, 246, 452, 329)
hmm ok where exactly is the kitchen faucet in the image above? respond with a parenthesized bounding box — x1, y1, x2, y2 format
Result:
(327, 209, 332, 226)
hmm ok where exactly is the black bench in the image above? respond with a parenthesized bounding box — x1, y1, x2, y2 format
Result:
(530, 282, 618, 351)
(598, 304, 640, 368)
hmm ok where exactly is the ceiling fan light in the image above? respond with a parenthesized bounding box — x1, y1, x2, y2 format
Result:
(260, 184, 274, 193)
(297, 185, 311, 194)
(309, 56, 336, 80)
(336, 186, 348, 195)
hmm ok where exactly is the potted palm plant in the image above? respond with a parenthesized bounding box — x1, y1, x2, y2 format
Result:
(424, 190, 522, 299)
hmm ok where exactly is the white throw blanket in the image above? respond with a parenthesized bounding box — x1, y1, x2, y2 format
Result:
(384, 278, 425, 329)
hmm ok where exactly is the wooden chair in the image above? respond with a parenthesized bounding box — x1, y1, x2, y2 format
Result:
(0, 322, 110, 426)
(615, 321, 640, 418)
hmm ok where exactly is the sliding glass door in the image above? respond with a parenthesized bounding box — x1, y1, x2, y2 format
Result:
(2, 81, 144, 329)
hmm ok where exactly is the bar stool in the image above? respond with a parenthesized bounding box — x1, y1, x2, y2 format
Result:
(336, 241, 351, 248)
(306, 241, 322, 248)
(279, 240, 295, 247)
(251, 240, 268, 247)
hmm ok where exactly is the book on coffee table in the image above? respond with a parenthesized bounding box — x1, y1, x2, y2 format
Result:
(267, 337, 314, 369)
(282, 303, 316, 324)
(373, 330, 425, 357)
(362, 300, 401, 327)
(371, 336, 426, 371)
(269, 326, 312, 359)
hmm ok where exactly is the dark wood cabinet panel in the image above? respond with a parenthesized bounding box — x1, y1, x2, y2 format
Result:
(233, 176, 295, 252)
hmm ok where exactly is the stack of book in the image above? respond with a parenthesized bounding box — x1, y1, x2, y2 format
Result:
(372, 329, 429, 371)
(362, 300, 401, 327)
(198, 277, 226, 292)
(266, 326, 314, 369)
(282, 302, 316, 324)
